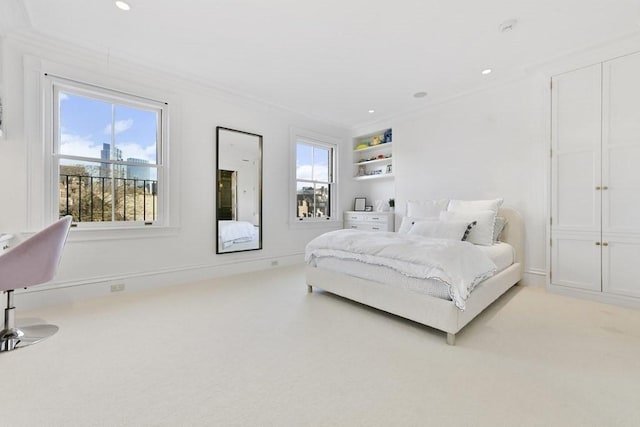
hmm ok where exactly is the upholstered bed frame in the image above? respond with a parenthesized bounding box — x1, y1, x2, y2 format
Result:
(305, 207, 524, 345)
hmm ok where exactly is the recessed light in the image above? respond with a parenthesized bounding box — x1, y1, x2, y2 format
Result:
(115, 1, 131, 11)
(368, 109, 375, 114)
(481, 68, 493, 75)
(413, 92, 428, 98)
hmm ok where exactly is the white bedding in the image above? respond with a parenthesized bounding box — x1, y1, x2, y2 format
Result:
(311, 242, 515, 303)
(305, 230, 498, 310)
(219, 221, 258, 249)
(479, 242, 515, 272)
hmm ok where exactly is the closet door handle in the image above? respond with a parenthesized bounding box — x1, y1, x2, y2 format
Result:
(595, 186, 601, 190)
(595, 242, 601, 246)
(602, 186, 609, 190)
(602, 242, 609, 247)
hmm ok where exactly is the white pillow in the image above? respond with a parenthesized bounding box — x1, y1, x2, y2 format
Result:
(406, 199, 448, 219)
(440, 210, 496, 246)
(407, 219, 470, 241)
(448, 199, 503, 214)
(493, 216, 508, 242)
(398, 216, 418, 234)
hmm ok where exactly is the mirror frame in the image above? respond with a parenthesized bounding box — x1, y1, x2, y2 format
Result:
(215, 126, 263, 254)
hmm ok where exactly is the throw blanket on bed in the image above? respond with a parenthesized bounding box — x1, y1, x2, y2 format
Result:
(305, 229, 497, 310)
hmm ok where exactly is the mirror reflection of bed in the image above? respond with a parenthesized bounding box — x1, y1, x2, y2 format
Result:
(216, 127, 262, 253)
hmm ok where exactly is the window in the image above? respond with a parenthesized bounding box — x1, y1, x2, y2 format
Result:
(294, 131, 337, 221)
(47, 76, 167, 226)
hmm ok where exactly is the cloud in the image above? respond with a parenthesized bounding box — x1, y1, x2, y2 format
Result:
(104, 119, 133, 135)
(60, 133, 156, 164)
(297, 165, 328, 181)
(118, 142, 157, 163)
(60, 133, 102, 158)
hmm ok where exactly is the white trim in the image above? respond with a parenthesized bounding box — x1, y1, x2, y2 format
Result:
(14, 253, 305, 310)
(4, 32, 349, 129)
(548, 283, 640, 310)
(351, 33, 640, 132)
(46, 72, 168, 107)
(24, 54, 45, 231)
(23, 53, 177, 235)
(523, 268, 547, 287)
(46, 74, 168, 227)
(288, 219, 343, 230)
(289, 127, 342, 226)
(16, 225, 180, 243)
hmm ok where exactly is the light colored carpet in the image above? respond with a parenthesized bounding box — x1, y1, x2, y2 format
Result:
(3, 264, 640, 426)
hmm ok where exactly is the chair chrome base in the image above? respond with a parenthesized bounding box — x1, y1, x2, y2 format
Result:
(0, 324, 59, 352)
(1, 290, 59, 352)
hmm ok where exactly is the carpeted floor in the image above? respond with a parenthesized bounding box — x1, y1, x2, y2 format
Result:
(3, 264, 640, 426)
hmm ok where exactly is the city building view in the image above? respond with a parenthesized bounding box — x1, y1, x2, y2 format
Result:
(296, 184, 329, 218)
(59, 143, 157, 222)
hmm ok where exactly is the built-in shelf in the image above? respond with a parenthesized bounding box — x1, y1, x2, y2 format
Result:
(354, 173, 395, 181)
(355, 157, 392, 166)
(353, 129, 393, 180)
(354, 142, 393, 154)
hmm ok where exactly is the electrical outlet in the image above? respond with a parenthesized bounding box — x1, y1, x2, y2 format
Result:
(110, 283, 125, 293)
(270, 260, 279, 267)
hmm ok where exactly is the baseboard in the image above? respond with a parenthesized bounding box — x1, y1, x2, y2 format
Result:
(15, 260, 554, 311)
(521, 268, 546, 287)
(14, 252, 304, 310)
(548, 284, 640, 310)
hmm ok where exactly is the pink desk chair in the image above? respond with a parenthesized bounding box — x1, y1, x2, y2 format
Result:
(0, 216, 72, 352)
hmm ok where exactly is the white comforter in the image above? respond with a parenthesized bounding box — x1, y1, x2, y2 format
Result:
(305, 230, 497, 310)
(219, 221, 257, 248)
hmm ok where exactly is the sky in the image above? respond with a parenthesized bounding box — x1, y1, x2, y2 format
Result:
(59, 92, 158, 164)
(296, 143, 329, 182)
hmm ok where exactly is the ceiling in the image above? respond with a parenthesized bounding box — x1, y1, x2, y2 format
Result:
(3, 0, 640, 128)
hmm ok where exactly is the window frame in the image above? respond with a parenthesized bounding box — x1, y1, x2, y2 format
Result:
(290, 128, 339, 226)
(44, 75, 169, 229)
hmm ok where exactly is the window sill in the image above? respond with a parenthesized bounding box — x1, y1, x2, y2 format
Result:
(62, 225, 180, 243)
(288, 219, 343, 230)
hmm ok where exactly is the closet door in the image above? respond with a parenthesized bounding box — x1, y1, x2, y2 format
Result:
(550, 64, 602, 291)
(601, 52, 640, 297)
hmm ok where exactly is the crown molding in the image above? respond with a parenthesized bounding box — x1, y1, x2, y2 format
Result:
(3, 30, 349, 133)
(0, 0, 31, 36)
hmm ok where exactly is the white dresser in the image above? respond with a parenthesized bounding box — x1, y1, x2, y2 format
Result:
(343, 211, 394, 232)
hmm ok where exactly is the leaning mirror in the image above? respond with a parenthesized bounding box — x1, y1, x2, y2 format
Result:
(216, 127, 262, 253)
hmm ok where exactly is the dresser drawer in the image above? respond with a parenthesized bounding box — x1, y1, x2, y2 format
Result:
(343, 211, 394, 232)
(344, 221, 386, 231)
(345, 213, 364, 222)
(364, 214, 388, 223)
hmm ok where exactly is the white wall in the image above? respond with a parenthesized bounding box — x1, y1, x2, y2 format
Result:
(353, 34, 640, 287)
(4, 28, 639, 306)
(355, 77, 548, 284)
(0, 34, 352, 308)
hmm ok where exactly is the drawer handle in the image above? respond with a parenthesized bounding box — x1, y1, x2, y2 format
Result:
(602, 242, 609, 246)
(595, 242, 601, 246)
(595, 186, 601, 190)
(350, 225, 357, 229)
(371, 217, 380, 220)
(372, 227, 380, 230)
(602, 186, 609, 190)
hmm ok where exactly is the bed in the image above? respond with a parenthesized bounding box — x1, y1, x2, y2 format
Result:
(305, 206, 524, 345)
